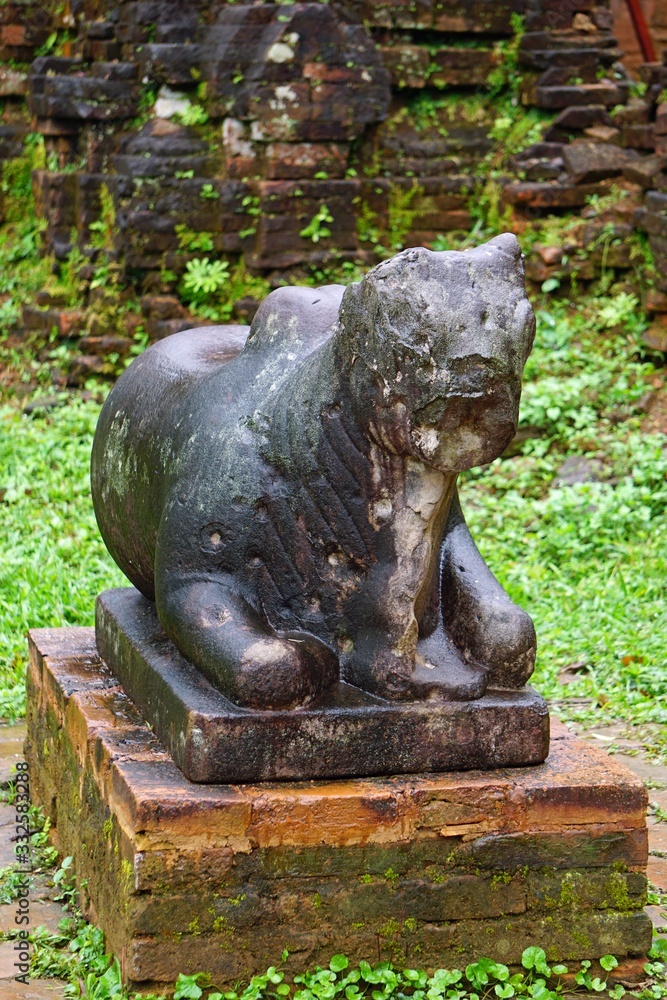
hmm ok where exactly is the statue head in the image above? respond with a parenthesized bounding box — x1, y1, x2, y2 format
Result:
(337, 233, 535, 472)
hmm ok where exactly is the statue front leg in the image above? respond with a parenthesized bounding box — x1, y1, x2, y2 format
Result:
(440, 490, 536, 688)
(155, 570, 339, 710)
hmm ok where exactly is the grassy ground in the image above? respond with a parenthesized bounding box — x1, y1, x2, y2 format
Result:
(1, 289, 666, 757)
(0, 398, 125, 721)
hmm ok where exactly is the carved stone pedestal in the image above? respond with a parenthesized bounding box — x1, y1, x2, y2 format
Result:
(26, 626, 652, 994)
(95, 588, 549, 783)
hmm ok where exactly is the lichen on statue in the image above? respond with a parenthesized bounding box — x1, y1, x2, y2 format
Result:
(91, 233, 536, 711)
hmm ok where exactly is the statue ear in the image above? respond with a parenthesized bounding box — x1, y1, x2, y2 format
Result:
(337, 281, 364, 364)
(339, 281, 359, 326)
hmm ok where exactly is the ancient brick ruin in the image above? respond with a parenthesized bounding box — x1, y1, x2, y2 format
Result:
(1, 0, 667, 349)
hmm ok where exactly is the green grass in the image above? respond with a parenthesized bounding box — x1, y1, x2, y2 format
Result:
(0, 399, 124, 720)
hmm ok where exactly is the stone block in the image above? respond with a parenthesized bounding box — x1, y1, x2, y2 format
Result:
(335, 0, 433, 31)
(83, 21, 116, 42)
(379, 44, 430, 89)
(66, 355, 108, 386)
(543, 105, 613, 140)
(656, 105, 667, 138)
(642, 317, 667, 352)
(95, 588, 549, 782)
(520, 29, 618, 52)
(78, 336, 134, 358)
(620, 125, 656, 150)
(563, 142, 639, 183)
(266, 142, 349, 180)
(538, 65, 599, 87)
(20, 305, 86, 340)
(1, 24, 28, 47)
(504, 181, 609, 209)
(428, 47, 500, 88)
(623, 156, 661, 189)
(536, 82, 624, 109)
(138, 43, 202, 85)
(0, 67, 27, 97)
(612, 99, 651, 126)
(519, 46, 620, 72)
(32, 170, 77, 230)
(432, 0, 524, 34)
(25, 625, 652, 992)
(636, 207, 667, 241)
(643, 190, 667, 214)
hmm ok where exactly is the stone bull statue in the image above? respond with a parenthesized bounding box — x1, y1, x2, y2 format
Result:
(92, 234, 536, 711)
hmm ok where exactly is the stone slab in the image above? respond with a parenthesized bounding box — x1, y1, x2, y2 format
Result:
(0, 986, 65, 999)
(94, 588, 550, 783)
(25, 625, 651, 991)
(0, 723, 27, 786)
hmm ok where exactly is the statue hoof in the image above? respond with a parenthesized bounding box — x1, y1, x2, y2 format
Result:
(234, 633, 339, 710)
(406, 656, 488, 702)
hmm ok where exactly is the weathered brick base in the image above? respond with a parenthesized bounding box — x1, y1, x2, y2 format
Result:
(25, 627, 652, 993)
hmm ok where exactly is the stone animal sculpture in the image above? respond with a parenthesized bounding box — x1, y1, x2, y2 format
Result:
(92, 234, 536, 711)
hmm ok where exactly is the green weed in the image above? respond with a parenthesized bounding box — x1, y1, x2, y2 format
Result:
(300, 204, 334, 243)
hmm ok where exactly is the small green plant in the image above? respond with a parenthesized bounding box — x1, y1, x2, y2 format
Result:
(239, 193, 262, 238)
(175, 224, 215, 253)
(241, 194, 261, 217)
(488, 13, 526, 98)
(53, 855, 77, 907)
(88, 184, 117, 252)
(387, 183, 422, 251)
(174, 103, 209, 127)
(300, 204, 334, 243)
(596, 292, 639, 330)
(0, 866, 28, 903)
(0, 298, 20, 336)
(200, 183, 220, 200)
(182, 258, 230, 301)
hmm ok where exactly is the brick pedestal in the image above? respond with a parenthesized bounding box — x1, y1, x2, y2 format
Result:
(25, 627, 652, 993)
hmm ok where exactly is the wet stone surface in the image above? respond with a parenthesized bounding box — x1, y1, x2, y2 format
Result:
(580, 726, 667, 937)
(0, 723, 69, 991)
(0, 723, 26, 787)
(0, 977, 65, 998)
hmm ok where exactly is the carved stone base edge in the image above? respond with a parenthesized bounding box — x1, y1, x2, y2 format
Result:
(94, 587, 550, 783)
(26, 624, 651, 990)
